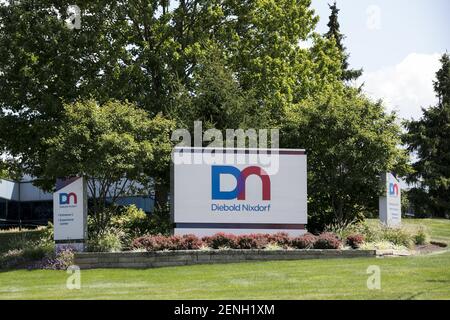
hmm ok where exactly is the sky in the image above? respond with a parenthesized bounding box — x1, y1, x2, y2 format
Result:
(310, 0, 450, 120)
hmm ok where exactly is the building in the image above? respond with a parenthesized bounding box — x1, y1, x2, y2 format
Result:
(0, 177, 154, 227)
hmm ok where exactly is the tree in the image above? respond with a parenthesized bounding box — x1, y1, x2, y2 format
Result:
(41, 100, 175, 229)
(0, 158, 22, 181)
(434, 53, 450, 106)
(325, 1, 362, 83)
(282, 88, 409, 232)
(404, 53, 450, 218)
(169, 49, 260, 131)
(0, 0, 345, 209)
(0, 0, 138, 185)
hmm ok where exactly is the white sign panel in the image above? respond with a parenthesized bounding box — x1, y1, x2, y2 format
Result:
(172, 148, 307, 236)
(379, 172, 401, 227)
(53, 177, 87, 249)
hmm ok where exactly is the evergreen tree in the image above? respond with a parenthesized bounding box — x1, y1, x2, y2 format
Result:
(434, 53, 450, 105)
(404, 53, 450, 217)
(325, 1, 362, 82)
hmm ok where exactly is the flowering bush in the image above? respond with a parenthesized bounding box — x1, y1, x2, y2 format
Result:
(267, 232, 291, 248)
(170, 234, 203, 250)
(346, 234, 365, 249)
(236, 234, 268, 249)
(202, 233, 237, 249)
(132, 231, 346, 252)
(291, 233, 317, 249)
(35, 249, 75, 270)
(132, 235, 173, 251)
(132, 234, 203, 251)
(87, 227, 124, 252)
(313, 232, 342, 249)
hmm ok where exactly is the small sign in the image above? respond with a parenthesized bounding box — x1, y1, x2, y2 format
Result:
(53, 177, 87, 251)
(379, 172, 401, 227)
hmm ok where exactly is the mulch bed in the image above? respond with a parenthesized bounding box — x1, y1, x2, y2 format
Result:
(415, 243, 447, 255)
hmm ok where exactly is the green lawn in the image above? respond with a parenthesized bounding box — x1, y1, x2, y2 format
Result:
(401, 218, 450, 245)
(0, 218, 449, 300)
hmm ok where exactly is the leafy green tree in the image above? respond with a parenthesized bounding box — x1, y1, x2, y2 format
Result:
(0, 0, 139, 184)
(325, 1, 362, 82)
(282, 88, 409, 232)
(41, 100, 175, 228)
(0, 159, 23, 181)
(0, 0, 348, 210)
(170, 49, 261, 131)
(404, 53, 450, 218)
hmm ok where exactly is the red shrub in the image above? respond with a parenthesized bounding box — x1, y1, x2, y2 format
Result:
(133, 234, 203, 251)
(178, 234, 203, 250)
(346, 234, 365, 249)
(236, 234, 268, 249)
(202, 233, 238, 249)
(131, 236, 147, 249)
(313, 232, 342, 249)
(290, 233, 317, 249)
(267, 232, 291, 248)
(131, 235, 173, 251)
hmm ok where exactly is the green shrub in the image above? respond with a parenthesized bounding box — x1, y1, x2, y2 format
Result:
(380, 226, 414, 248)
(0, 249, 25, 268)
(112, 205, 148, 232)
(359, 241, 408, 251)
(146, 207, 171, 236)
(0, 239, 54, 269)
(0, 224, 60, 269)
(87, 228, 123, 252)
(40, 222, 54, 245)
(412, 226, 430, 245)
(22, 243, 54, 261)
(0, 227, 47, 253)
(88, 206, 171, 249)
(346, 222, 430, 249)
(346, 222, 380, 243)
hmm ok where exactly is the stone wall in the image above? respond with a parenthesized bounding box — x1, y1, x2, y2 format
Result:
(74, 249, 376, 269)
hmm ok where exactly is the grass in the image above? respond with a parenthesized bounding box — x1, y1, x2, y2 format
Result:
(367, 218, 450, 245)
(0, 252, 449, 299)
(0, 218, 448, 300)
(402, 218, 450, 245)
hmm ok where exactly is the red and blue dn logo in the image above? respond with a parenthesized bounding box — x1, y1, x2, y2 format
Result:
(211, 166, 271, 200)
(59, 192, 78, 205)
(389, 183, 399, 197)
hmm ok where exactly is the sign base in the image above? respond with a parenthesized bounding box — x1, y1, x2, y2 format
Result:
(55, 241, 85, 253)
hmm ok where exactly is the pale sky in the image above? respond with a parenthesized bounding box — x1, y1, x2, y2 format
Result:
(311, 0, 450, 120)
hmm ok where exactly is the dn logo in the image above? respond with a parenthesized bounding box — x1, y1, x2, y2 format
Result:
(389, 183, 399, 196)
(59, 192, 77, 205)
(211, 166, 271, 200)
